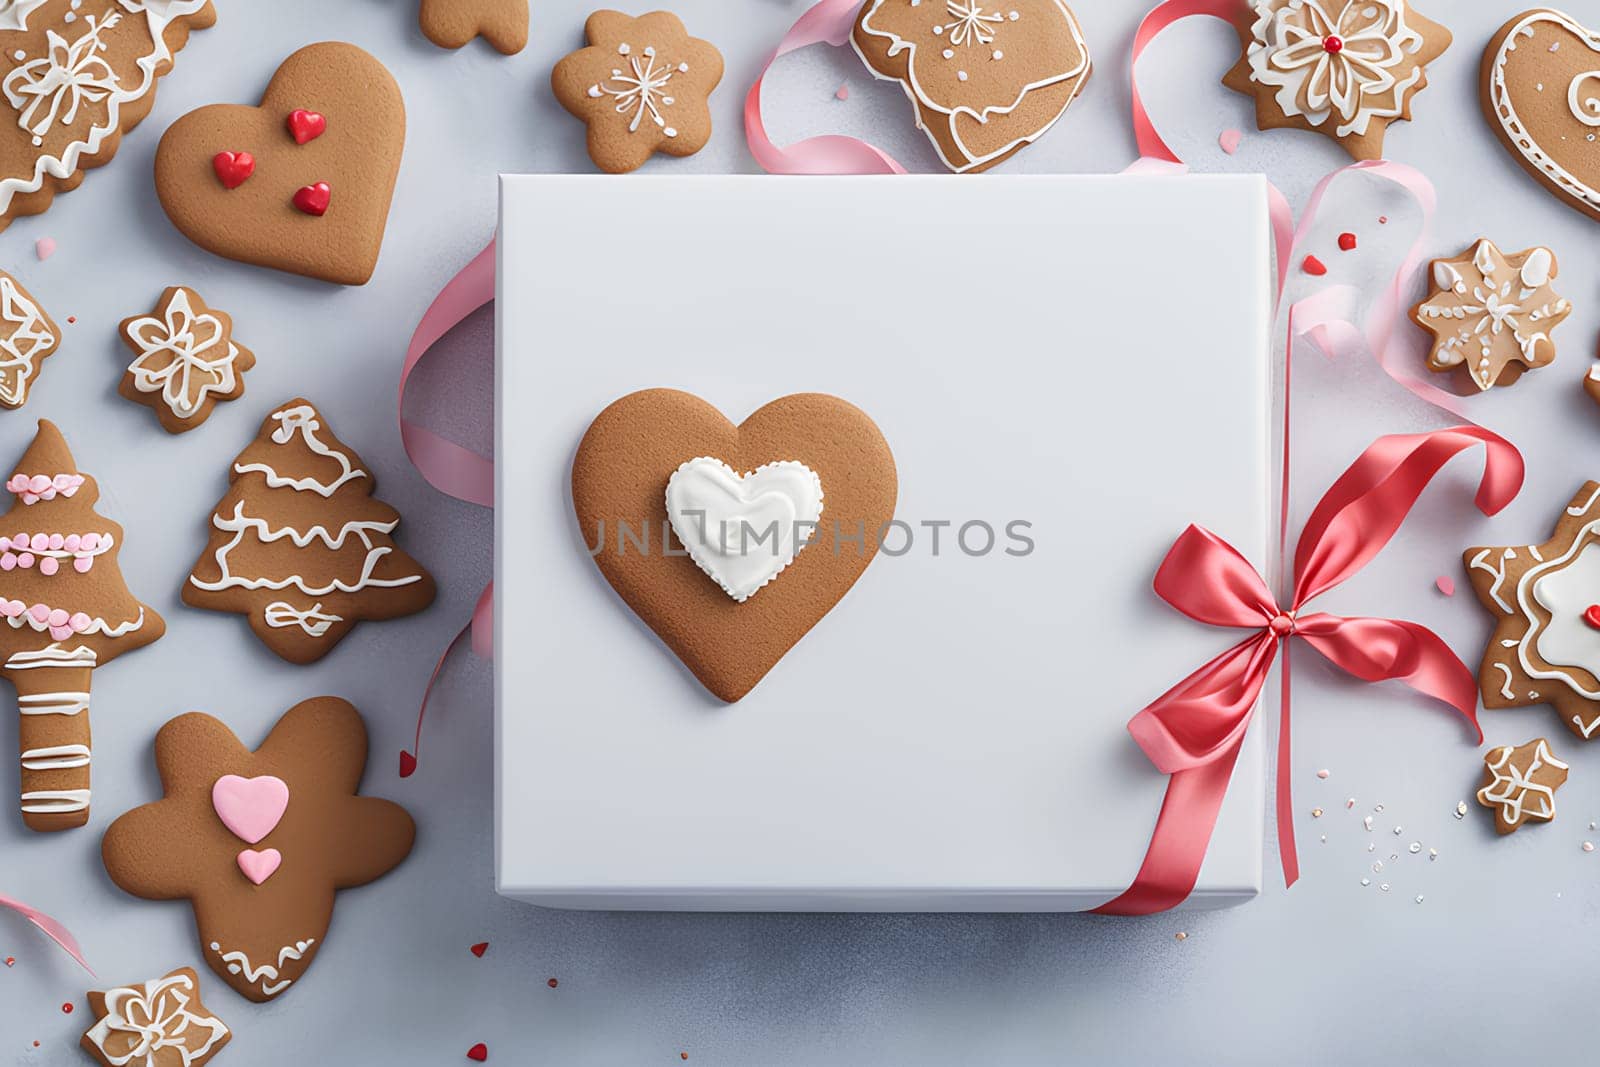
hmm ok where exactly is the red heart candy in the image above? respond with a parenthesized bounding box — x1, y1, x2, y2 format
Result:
(467, 1044, 488, 1062)
(1583, 605, 1600, 629)
(293, 182, 331, 217)
(470, 942, 488, 958)
(212, 151, 255, 190)
(398, 750, 418, 778)
(1338, 232, 1358, 252)
(287, 108, 326, 145)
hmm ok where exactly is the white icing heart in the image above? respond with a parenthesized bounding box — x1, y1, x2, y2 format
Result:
(665, 458, 824, 603)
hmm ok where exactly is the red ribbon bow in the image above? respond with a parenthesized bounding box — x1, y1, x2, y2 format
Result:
(1095, 426, 1523, 915)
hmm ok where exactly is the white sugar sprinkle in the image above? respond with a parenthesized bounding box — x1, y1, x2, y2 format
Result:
(1409, 842, 1421, 854)
(1372, 862, 1383, 873)
(1363, 816, 1374, 831)
(1393, 826, 1403, 835)
(1361, 878, 1370, 886)
(1414, 894, 1424, 904)
(1454, 801, 1468, 818)
(1374, 804, 1385, 813)
(1584, 842, 1595, 853)
(1311, 808, 1323, 818)
(1380, 883, 1391, 892)
(1429, 848, 1438, 861)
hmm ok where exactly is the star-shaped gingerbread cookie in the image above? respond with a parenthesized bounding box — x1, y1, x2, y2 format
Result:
(101, 698, 415, 1002)
(1412, 239, 1570, 392)
(1477, 737, 1568, 835)
(1222, 0, 1451, 160)
(1464, 484, 1600, 742)
(81, 967, 231, 1067)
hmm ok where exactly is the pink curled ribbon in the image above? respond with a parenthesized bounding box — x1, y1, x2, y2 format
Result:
(1093, 426, 1522, 915)
(0, 892, 93, 974)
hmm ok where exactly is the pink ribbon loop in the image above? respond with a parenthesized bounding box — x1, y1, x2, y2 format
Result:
(0, 892, 93, 974)
(1096, 426, 1520, 916)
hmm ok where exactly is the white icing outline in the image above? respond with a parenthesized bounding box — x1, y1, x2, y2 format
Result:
(6, 645, 95, 670)
(1415, 239, 1568, 390)
(1488, 11, 1600, 218)
(20, 787, 88, 813)
(122, 288, 244, 421)
(20, 742, 89, 770)
(1571, 70, 1600, 127)
(17, 691, 90, 715)
(188, 501, 423, 597)
(1477, 740, 1567, 828)
(853, 0, 1091, 173)
(207, 938, 315, 999)
(85, 970, 229, 1066)
(0, 274, 57, 408)
(263, 601, 342, 637)
(233, 404, 367, 498)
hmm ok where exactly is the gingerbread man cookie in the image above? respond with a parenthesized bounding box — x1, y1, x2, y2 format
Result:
(1463, 483, 1600, 742)
(2, 420, 164, 832)
(183, 399, 435, 664)
(851, 0, 1093, 173)
(0, 0, 216, 232)
(1477, 737, 1568, 834)
(154, 42, 406, 285)
(551, 10, 723, 174)
(1223, 0, 1452, 161)
(1483, 10, 1600, 224)
(119, 287, 256, 434)
(572, 389, 897, 702)
(420, 0, 528, 55)
(1411, 239, 1570, 391)
(81, 967, 230, 1067)
(0, 268, 57, 408)
(101, 698, 416, 1003)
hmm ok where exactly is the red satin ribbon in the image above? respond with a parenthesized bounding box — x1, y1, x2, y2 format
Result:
(1093, 427, 1522, 915)
(0, 892, 93, 974)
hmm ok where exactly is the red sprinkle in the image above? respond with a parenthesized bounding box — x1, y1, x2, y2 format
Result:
(3, 956, 13, 967)
(1435, 576, 1455, 597)
(1338, 232, 1357, 252)
(547, 977, 558, 988)
(1378, 215, 1389, 224)
(470, 942, 488, 958)
(61, 1002, 73, 1014)
(681, 1056, 689, 1062)
(467, 1043, 488, 1062)
(65, 316, 76, 324)
(1302, 255, 1328, 276)
(1584, 605, 1600, 630)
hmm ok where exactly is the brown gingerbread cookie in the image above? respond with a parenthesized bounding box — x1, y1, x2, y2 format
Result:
(851, 0, 1093, 173)
(1477, 737, 1568, 834)
(551, 10, 723, 174)
(1585, 356, 1600, 408)
(0, 267, 58, 408)
(0, 0, 215, 232)
(572, 389, 897, 702)
(102, 698, 415, 1002)
(183, 399, 435, 664)
(420, 0, 528, 55)
(118, 287, 255, 434)
(1222, 0, 1451, 161)
(1483, 10, 1600, 224)
(1464, 483, 1600, 742)
(1411, 239, 1570, 391)
(81, 967, 230, 1067)
(154, 42, 405, 286)
(1, 420, 164, 832)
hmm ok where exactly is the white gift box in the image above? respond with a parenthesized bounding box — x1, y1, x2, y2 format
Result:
(496, 175, 1275, 911)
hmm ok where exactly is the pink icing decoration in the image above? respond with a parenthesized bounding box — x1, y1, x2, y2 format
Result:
(1, 555, 13, 571)
(16, 553, 32, 568)
(72, 557, 90, 574)
(28, 603, 48, 623)
(38, 557, 56, 576)
(81, 534, 99, 551)
(68, 612, 89, 631)
(29, 534, 46, 551)
(6, 474, 84, 505)
(1219, 129, 1243, 155)
(63, 535, 79, 551)
(236, 848, 282, 886)
(211, 775, 290, 845)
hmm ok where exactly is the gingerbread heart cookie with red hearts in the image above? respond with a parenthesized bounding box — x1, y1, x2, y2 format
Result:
(101, 697, 415, 1002)
(421, 0, 529, 55)
(572, 389, 897, 703)
(153, 42, 405, 285)
(1483, 10, 1600, 223)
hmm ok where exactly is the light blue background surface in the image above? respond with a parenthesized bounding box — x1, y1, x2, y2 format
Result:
(2, 1, 1598, 1063)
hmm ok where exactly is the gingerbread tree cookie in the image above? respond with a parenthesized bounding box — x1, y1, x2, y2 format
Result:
(1477, 737, 1568, 835)
(1464, 483, 1600, 742)
(81, 967, 230, 1067)
(1, 420, 164, 831)
(118, 286, 256, 433)
(1412, 239, 1570, 392)
(0, 268, 58, 408)
(851, 0, 1093, 173)
(1222, 0, 1451, 161)
(183, 399, 435, 664)
(101, 698, 416, 1002)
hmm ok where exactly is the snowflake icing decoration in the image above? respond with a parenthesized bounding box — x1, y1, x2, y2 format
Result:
(587, 42, 689, 138)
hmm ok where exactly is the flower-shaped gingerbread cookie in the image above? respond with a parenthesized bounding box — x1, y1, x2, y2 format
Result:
(101, 698, 415, 1002)
(81, 967, 230, 1067)
(1412, 239, 1570, 392)
(551, 10, 724, 174)
(119, 287, 256, 434)
(1464, 484, 1600, 742)
(1223, 0, 1451, 160)
(852, 0, 1092, 173)
(1477, 737, 1568, 834)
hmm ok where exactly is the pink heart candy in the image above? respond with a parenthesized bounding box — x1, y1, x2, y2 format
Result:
(211, 774, 290, 844)
(236, 848, 282, 885)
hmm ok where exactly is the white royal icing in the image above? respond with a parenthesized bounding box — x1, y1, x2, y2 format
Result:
(122, 289, 244, 421)
(0, 1, 51, 33)
(1244, 0, 1425, 139)
(233, 405, 366, 498)
(17, 691, 90, 715)
(665, 457, 824, 603)
(0, 274, 56, 408)
(587, 41, 690, 139)
(20, 787, 88, 813)
(853, 0, 1091, 173)
(85, 970, 229, 1067)
(188, 501, 422, 597)
(1510, 516, 1600, 701)
(5, 645, 95, 670)
(1488, 11, 1600, 218)
(1477, 740, 1568, 828)
(1414, 239, 1567, 389)
(20, 742, 89, 770)
(263, 601, 342, 637)
(208, 938, 315, 999)
(0, 2, 210, 212)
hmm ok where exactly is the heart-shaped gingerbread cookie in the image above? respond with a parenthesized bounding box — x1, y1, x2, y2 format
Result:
(1484, 10, 1600, 223)
(572, 390, 897, 703)
(154, 42, 405, 285)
